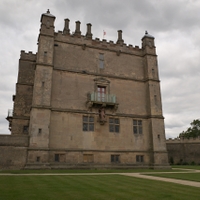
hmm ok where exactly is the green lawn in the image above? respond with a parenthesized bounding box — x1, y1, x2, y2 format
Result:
(0, 168, 175, 174)
(172, 165, 200, 170)
(146, 172, 200, 182)
(0, 175, 200, 200)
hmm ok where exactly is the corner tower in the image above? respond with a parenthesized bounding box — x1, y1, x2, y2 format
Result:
(27, 10, 55, 165)
(142, 31, 169, 168)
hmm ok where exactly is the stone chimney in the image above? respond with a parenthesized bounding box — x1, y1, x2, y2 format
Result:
(86, 23, 92, 39)
(63, 18, 70, 35)
(116, 30, 124, 45)
(74, 21, 81, 37)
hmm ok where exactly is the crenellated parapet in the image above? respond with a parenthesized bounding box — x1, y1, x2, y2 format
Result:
(20, 50, 36, 61)
(166, 136, 200, 143)
(54, 31, 143, 56)
(38, 10, 155, 57)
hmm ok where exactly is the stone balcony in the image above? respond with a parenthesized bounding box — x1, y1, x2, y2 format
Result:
(86, 92, 118, 110)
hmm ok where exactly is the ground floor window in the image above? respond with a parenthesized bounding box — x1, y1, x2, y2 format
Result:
(54, 154, 65, 162)
(109, 118, 120, 133)
(36, 156, 40, 162)
(83, 116, 94, 131)
(136, 155, 144, 163)
(111, 155, 120, 163)
(83, 154, 94, 163)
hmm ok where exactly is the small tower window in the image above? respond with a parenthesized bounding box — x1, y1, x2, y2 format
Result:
(99, 53, 104, 69)
(38, 128, 42, 134)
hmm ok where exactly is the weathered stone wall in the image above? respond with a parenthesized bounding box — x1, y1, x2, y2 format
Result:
(0, 135, 28, 169)
(166, 137, 200, 164)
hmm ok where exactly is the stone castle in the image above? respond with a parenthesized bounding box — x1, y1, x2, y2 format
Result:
(0, 10, 170, 169)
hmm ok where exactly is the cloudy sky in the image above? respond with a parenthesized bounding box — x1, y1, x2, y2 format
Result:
(0, 0, 200, 138)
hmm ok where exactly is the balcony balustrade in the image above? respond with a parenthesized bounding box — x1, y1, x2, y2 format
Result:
(87, 92, 118, 110)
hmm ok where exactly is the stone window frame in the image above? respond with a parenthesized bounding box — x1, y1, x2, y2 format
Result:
(109, 117, 120, 133)
(136, 155, 144, 163)
(111, 154, 120, 163)
(133, 119, 143, 134)
(83, 116, 94, 132)
(99, 53, 104, 69)
(94, 77, 110, 97)
(54, 154, 65, 162)
(23, 126, 29, 134)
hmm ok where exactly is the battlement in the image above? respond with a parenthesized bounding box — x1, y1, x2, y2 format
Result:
(166, 136, 200, 143)
(54, 30, 144, 56)
(20, 50, 36, 61)
(39, 10, 156, 56)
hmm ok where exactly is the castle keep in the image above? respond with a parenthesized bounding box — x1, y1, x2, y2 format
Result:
(0, 10, 170, 169)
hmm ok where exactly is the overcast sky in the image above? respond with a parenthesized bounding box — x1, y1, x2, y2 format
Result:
(0, 0, 200, 138)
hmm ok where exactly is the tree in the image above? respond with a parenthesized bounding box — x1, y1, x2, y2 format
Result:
(179, 119, 200, 138)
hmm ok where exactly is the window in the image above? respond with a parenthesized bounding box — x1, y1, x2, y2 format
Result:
(54, 154, 65, 162)
(97, 86, 106, 102)
(23, 126, 29, 133)
(36, 156, 40, 162)
(133, 120, 142, 134)
(99, 53, 104, 69)
(83, 116, 94, 131)
(38, 128, 42, 134)
(109, 118, 120, 133)
(83, 154, 94, 163)
(136, 155, 144, 163)
(111, 155, 120, 163)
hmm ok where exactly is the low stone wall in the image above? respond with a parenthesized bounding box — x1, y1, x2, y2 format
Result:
(0, 135, 29, 146)
(166, 137, 200, 165)
(0, 135, 28, 169)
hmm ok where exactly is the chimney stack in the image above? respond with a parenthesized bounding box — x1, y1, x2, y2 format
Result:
(74, 21, 81, 37)
(116, 30, 124, 45)
(86, 23, 92, 39)
(63, 18, 70, 35)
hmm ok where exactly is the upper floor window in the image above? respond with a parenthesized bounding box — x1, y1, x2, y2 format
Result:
(133, 120, 142, 134)
(97, 86, 106, 102)
(83, 116, 94, 131)
(109, 118, 120, 133)
(99, 53, 104, 69)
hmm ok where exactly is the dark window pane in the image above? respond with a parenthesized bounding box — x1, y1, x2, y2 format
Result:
(116, 155, 119, 162)
(141, 156, 144, 162)
(133, 120, 137, 125)
(139, 127, 143, 134)
(55, 154, 59, 162)
(83, 123, 88, 131)
(136, 155, 139, 162)
(89, 123, 94, 131)
(115, 125, 119, 133)
(115, 118, 119, 124)
(89, 117, 94, 122)
(109, 118, 114, 123)
(134, 126, 138, 134)
(109, 125, 114, 132)
(138, 120, 142, 125)
(83, 116, 88, 122)
(111, 155, 114, 162)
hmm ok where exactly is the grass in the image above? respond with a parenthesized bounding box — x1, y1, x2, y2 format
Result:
(0, 175, 200, 200)
(0, 168, 176, 174)
(146, 172, 200, 182)
(172, 165, 200, 170)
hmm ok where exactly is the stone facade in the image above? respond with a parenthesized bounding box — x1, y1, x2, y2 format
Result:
(166, 137, 200, 165)
(0, 10, 170, 169)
